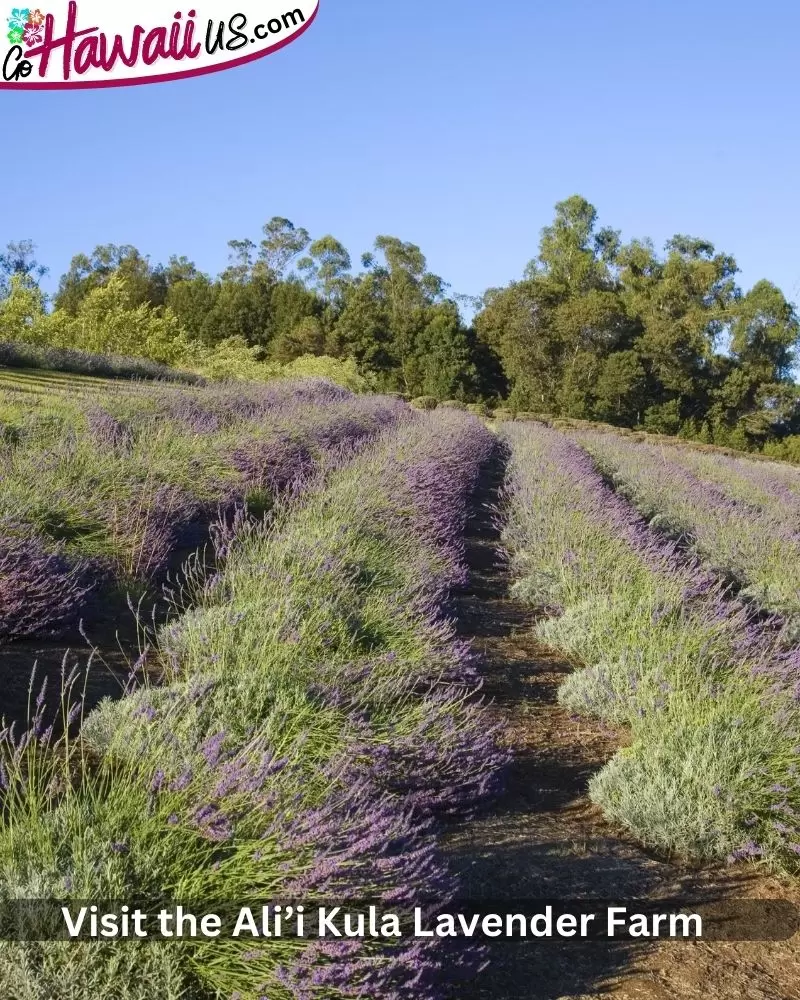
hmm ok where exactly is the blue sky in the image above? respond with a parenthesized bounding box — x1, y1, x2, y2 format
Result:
(2, 0, 799, 307)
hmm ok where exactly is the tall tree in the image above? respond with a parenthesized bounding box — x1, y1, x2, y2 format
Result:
(476, 196, 628, 413)
(0, 240, 48, 297)
(258, 218, 311, 278)
(368, 236, 448, 391)
(222, 239, 258, 284)
(55, 245, 164, 314)
(405, 301, 475, 399)
(710, 280, 800, 441)
(593, 351, 648, 425)
(619, 235, 738, 420)
(298, 236, 352, 301)
(730, 280, 799, 381)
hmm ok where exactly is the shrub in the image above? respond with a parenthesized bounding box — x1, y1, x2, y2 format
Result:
(411, 395, 439, 410)
(764, 435, 800, 465)
(439, 400, 467, 411)
(279, 354, 373, 393)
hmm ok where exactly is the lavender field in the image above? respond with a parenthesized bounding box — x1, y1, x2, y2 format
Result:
(0, 373, 507, 999)
(0, 371, 403, 642)
(501, 421, 800, 867)
(2, 372, 800, 999)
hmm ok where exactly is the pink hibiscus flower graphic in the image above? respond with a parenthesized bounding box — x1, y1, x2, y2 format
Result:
(23, 21, 43, 45)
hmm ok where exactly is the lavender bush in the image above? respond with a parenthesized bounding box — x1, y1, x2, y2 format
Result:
(643, 442, 800, 529)
(1, 408, 506, 998)
(0, 524, 92, 641)
(501, 422, 800, 869)
(573, 430, 800, 619)
(0, 379, 405, 641)
(0, 340, 202, 382)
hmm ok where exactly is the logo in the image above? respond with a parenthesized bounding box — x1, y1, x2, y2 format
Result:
(1, 1, 319, 89)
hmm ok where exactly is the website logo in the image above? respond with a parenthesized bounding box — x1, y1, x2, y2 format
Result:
(1, 1, 319, 89)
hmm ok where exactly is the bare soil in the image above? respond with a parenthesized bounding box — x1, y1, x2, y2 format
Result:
(0, 535, 205, 728)
(446, 454, 800, 1000)
(0, 594, 148, 728)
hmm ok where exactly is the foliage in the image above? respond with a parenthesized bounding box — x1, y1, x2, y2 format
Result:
(764, 435, 800, 465)
(0, 409, 506, 997)
(502, 421, 800, 867)
(411, 396, 439, 410)
(0, 276, 47, 341)
(474, 197, 800, 449)
(0, 240, 48, 298)
(278, 354, 371, 393)
(2, 195, 798, 449)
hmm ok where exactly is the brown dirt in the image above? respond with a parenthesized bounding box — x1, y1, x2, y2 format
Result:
(0, 639, 134, 727)
(0, 544, 201, 728)
(445, 455, 800, 1000)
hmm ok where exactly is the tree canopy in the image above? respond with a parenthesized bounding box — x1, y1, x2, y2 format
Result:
(475, 196, 799, 446)
(2, 198, 798, 451)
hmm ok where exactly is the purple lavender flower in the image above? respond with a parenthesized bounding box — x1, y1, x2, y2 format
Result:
(0, 523, 94, 641)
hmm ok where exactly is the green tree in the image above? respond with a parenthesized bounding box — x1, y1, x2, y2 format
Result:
(0, 274, 47, 340)
(0, 240, 48, 297)
(475, 196, 628, 414)
(406, 302, 475, 399)
(222, 239, 258, 284)
(270, 315, 327, 362)
(55, 245, 165, 314)
(536, 195, 619, 293)
(298, 236, 352, 301)
(368, 235, 448, 391)
(258, 218, 311, 278)
(619, 235, 738, 416)
(210, 272, 274, 346)
(166, 275, 223, 346)
(730, 280, 799, 381)
(330, 273, 393, 374)
(49, 273, 194, 365)
(475, 281, 562, 411)
(593, 350, 647, 425)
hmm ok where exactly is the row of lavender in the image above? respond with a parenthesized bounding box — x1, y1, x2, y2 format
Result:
(572, 430, 800, 621)
(501, 422, 800, 868)
(0, 378, 405, 642)
(0, 409, 507, 999)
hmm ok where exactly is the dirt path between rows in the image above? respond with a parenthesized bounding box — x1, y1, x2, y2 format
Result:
(445, 452, 800, 1000)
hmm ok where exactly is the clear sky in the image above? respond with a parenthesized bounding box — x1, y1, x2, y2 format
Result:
(2, 0, 799, 306)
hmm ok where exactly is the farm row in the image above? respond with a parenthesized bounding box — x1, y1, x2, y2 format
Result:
(0, 394, 508, 998)
(3, 370, 800, 996)
(0, 374, 404, 641)
(501, 423, 800, 867)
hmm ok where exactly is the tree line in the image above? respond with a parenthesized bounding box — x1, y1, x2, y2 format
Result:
(1, 195, 799, 454)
